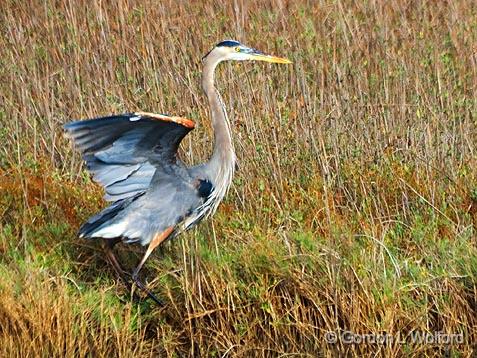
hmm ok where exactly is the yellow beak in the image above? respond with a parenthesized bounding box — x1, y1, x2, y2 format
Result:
(249, 54, 292, 64)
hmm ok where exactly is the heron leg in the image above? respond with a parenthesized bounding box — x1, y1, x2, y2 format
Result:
(131, 227, 174, 305)
(102, 238, 130, 285)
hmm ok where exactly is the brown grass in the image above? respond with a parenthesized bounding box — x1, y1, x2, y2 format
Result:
(1, 0, 476, 356)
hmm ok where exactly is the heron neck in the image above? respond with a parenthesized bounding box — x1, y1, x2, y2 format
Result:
(201, 59, 236, 184)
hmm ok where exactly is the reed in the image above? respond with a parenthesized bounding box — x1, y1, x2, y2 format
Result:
(0, 0, 476, 356)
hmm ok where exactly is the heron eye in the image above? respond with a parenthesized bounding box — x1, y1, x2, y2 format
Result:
(235, 46, 241, 52)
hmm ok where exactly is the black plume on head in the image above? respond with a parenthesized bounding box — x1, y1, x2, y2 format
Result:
(216, 40, 241, 47)
(203, 40, 242, 61)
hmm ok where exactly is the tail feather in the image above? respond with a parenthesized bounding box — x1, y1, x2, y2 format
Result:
(79, 193, 144, 239)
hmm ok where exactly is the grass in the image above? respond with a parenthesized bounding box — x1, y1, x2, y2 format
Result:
(1, 0, 476, 356)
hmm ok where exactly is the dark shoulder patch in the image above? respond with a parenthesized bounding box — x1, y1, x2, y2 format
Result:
(216, 40, 241, 47)
(196, 179, 213, 199)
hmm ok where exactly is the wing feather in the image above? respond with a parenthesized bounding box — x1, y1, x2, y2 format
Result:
(65, 112, 195, 201)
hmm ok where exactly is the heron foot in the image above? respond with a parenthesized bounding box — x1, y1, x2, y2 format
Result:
(102, 239, 164, 305)
(131, 273, 164, 306)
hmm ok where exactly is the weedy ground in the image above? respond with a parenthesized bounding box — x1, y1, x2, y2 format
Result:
(0, 0, 476, 356)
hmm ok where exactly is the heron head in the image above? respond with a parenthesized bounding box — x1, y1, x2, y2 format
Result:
(204, 40, 292, 65)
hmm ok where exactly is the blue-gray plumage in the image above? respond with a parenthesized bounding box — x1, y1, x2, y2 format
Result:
(64, 40, 291, 304)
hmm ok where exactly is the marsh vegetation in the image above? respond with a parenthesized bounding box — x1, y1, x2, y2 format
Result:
(0, 1, 476, 356)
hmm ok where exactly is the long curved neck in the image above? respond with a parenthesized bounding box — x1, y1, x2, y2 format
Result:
(199, 57, 236, 215)
(201, 58, 236, 182)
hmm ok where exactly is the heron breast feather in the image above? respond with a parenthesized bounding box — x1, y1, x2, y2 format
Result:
(196, 179, 213, 199)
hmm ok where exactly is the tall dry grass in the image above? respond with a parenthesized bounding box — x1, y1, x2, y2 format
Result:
(1, 0, 476, 356)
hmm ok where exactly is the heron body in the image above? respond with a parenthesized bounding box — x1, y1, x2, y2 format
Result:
(65, 40, 291, 303)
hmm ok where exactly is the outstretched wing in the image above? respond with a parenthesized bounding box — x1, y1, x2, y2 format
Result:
(64, 112, 195, 201)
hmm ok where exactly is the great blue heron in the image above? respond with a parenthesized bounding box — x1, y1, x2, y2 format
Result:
(64, 40, 291, 303)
